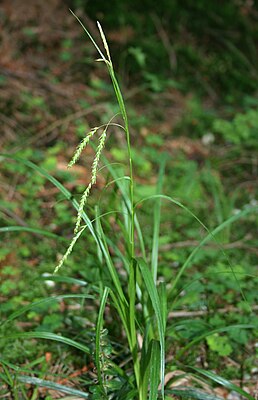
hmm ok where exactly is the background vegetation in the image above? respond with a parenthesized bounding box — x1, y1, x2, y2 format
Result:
(0, 0, 257, 398)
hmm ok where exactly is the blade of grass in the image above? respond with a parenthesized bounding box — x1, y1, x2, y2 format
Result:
(176, 324, 254, 359)
(69, 9, 105, 62)
(166, 387, 224, 400)
(1, 364, 14, 386)
(1, 294, 94, 327)
(170, 205, 257, 300)
(0, 332, 90, 354)
(0, 357, 56, 377)
(97, 151, 146, 259)
(140, 338, 160, 399)
(139, 334, 151, 399)
(94, 210, 135, 372)
(149, 340, 161, 400)
(95, 205, 127, 307)
(0, 226, 66, 240)
(158, 281, 167, 331)
(17, 375, 89, 398)
(135, 194, 258, 302)
(0, 154, 98, 242)
(137, 257, 165, 399)
(151, 156, 166, 283)
(37, 275, 88, 286)
(128, 258, 139, 387)
(189, 367, 255, 400)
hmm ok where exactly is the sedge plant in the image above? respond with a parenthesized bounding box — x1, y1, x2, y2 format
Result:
(1, 12, 257, 400)
(54, 11, 166, 399)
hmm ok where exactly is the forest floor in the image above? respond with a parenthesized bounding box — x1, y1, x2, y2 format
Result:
(0, 1, 258, 399)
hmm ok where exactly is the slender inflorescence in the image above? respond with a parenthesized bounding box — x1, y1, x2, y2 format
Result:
(68, 127, 98, 169)
(55, 122, 109, 270)
(54, 225, 86, 274)
(74, 183, 92, 234)
(91, 127, 107, 185)
(97, 21, 112, 64)
(74, 125, 108, 234)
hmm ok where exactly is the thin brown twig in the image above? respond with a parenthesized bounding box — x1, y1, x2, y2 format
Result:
(0, 67, 73, 98)
(168, 304, 258, 319)
(27, 103, 108, 146)
(161, 238, 258, 255)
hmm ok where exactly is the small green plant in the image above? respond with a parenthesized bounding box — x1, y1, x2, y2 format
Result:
(213, 108, 258, 145)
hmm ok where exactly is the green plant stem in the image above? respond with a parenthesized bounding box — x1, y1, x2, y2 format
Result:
(107, 66, 141, 392)
(108, 68, 135, 258)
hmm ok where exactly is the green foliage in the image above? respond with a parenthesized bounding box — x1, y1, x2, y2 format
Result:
(206, 334, 233, 357)
(75, 0, 258, 99)
(213, 108, 258, 146)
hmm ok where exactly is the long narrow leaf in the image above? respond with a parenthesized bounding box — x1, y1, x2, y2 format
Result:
(1, 294, 93, 327)
(95, 205, 127, 307)
(98, 151, 146, 259)
(135, 194, 257, 299)
(0, 226, 65, 240)
(158, 282, 167, 332)
(139, 334, 152, 399)
(0, 154, 98, 243)
(149, 340, 161, 400)
(17, 375, 89, 398)
(166, 387, 224, 400)
(69, 9, 106, 62)
(128, 258, 139, 384)
(37, 275, 88, 286)
(137, 257, 165, 399)
(151, 157, 166, 283)
(0, 332, 90, 354)
(177, 324, 254, 359)
(189, 367, 255, 400)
